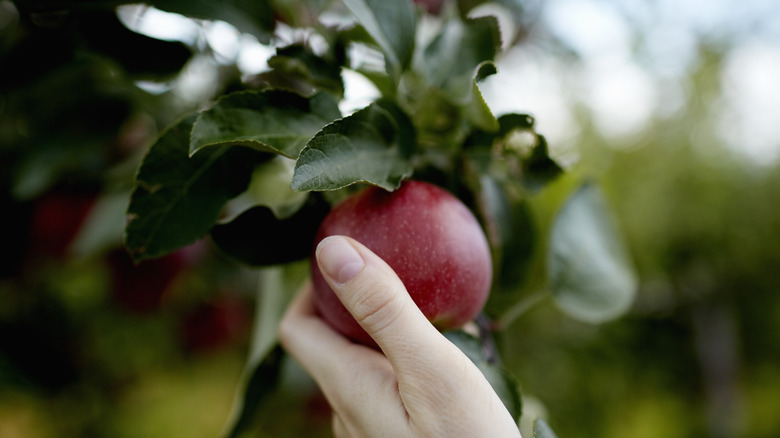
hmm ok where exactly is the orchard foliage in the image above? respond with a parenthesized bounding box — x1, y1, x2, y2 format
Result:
(3, 0, 637, 436)
(124, 0, 635, 435)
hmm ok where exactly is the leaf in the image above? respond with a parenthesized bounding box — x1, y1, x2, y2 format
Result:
(125, 115, 270, 262)
(458, 0, 531, 38)
(522, 136, 563, 190)
(547, 182, 637, 323)
(465, 114, 563, 192)
(224, 344, 284, 438)
(210, 195, 330, 266)
(464, 61, 500, 131)
(422, 15, 500, 103)
(222, 156, 309, 222)
(254, 43, 345, 98)
(534, 418, 559, 438)
(224, 262, 309, 437)
(190, 90, 341, 158)
(291, 100, 415, 191)
(444, 330, 522, 422)
(478, 176, 535, 292)
(342, 0, 417, 81)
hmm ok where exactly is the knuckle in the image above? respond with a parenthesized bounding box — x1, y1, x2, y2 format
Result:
(350, 283, 407, 336)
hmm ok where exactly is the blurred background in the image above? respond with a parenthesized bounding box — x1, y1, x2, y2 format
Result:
(1, 0, 779, 437)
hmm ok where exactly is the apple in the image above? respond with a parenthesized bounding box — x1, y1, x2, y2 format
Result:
(30, 191, 96, 258)
(108, 239, 208, 313)
(107, 248, 185, 313)
(311, 180, 493, 346)
(414, 0, 445, 15)
(179, 293, 251, 355)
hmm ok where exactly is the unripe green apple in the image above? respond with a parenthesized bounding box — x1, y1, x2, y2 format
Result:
(311, 180, 493, 346)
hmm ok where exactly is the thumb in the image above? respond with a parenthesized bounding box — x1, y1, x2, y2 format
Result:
(316, 236, 517, 433)
(315, 235, 446, 366)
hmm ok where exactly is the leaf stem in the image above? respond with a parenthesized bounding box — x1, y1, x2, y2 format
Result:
(496, 290, 550, 329)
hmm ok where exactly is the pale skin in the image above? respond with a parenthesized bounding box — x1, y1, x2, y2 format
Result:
(279, 235, 522, 438)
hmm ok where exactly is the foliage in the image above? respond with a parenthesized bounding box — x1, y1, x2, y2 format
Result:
(0, 0, 650, 437)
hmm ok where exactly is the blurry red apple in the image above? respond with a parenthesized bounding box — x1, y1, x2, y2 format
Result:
(179, 293, 251, 354)
(108, 240, 208, 313)
(311, 180, 493, 346)
(414, 0, 445, 15)
(108, 248, 185, 313)
(30, 191, 96, 258)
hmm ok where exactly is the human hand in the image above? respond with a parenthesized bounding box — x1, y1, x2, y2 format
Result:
(279, 235, 521, 438)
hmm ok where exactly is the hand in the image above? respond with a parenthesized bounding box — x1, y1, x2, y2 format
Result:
(280, 235, 521, 438)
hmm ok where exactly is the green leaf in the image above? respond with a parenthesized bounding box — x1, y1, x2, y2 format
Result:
(225, 156, 309, 221)
(465, 114, 563, 192)
(125, 115, 270, 262)
(458, 0, 531, 39)
(422, 15, 500, 103)
(190, 90, 341, 158)
(521, 135, 563, 190)
(223, 262, 309, 437)
(534, 418, 559, 438)
(210, 195, 329, 266)
(342, 0, 417, 81)
(547, 182, 637, 323)
(255, 43, 345, 98)
(444, 330, 522, 422)
(464, 61, 500, 131)
(478, 176, 535, 292)
(291, 100, 415, 191)
(224, 344, 284, 438)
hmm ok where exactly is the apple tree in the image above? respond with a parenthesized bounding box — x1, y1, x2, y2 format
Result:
(121, 0, 638, 435)
(2, 0, 637, 436)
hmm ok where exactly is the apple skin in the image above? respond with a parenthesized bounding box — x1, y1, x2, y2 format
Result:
(311, 180, 493, 346)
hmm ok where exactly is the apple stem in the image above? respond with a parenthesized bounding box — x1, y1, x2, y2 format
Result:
(495, 290, 550, 330)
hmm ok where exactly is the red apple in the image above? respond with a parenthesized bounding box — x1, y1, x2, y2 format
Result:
(414, 0, 445, 15)
(179, 293, 251, 355)
(311, 180, 493, 346)
(108, 240, 208, 314)
(30, 191, 96, 258)
(108, 248, 185, 313)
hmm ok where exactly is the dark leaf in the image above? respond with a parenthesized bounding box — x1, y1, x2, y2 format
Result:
(225, 344, 284, 438)
(224, 262, 309, 437)
(522, 135, 563, 191)
(465, 113, 562, 192)
(210, 195, 330, 266)
(478, 177, 535, 292)
(125, 115, 270, 261)
(262, 43, 345, 97)
(444, 330, 522, 422)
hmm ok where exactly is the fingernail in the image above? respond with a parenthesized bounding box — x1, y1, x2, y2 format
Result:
(316, 236, 365, 285)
